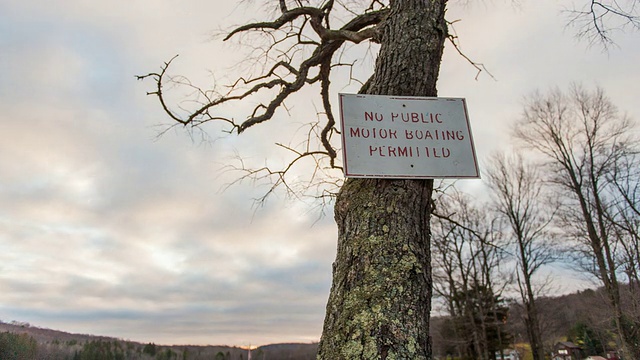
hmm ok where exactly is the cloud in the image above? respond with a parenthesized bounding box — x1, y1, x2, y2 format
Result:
(0, 0, 638, 347)
(0, 0, 337, 344)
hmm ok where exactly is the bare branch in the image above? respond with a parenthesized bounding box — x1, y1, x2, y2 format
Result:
(224, 7, 324, 41)
(137, 4, 390, 204)
(136, 55, 186, 124)
(446, 20, 494, 80)
(564, 0, 640, 48)
(319, 60, 337, 167)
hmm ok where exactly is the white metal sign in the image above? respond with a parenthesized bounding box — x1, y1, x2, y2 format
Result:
(339, 93, 480, 179)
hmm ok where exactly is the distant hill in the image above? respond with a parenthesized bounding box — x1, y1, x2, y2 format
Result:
(0, 320, 114, 344)
(0, 321, 317, 360)
(430, 284, 638, 359)
(2, 285, 635, 359)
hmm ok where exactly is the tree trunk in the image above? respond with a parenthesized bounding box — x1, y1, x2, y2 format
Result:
(524, 298, 544, 360)
(574, 175, 637, 358)
(317, 1, 447, 359)
(518, 245, 544, 360)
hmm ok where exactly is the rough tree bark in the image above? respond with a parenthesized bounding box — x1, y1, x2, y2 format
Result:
(317, 2, 447, 358)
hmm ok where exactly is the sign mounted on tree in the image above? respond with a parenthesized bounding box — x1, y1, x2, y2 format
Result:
(339, 93, 480, 179)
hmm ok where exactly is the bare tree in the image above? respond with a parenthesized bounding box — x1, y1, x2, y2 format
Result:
(607, 150, 640, 347)
(608, 151, 640, 286)
(140, 1, 447, 358)
(432, 190, 511, 360)
(485, 152, 558, 360)
(513, 85, 640, 358)
(137, 1, 640, 358)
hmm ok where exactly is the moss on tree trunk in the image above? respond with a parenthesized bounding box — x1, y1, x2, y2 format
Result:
(317, 1, 447, 359)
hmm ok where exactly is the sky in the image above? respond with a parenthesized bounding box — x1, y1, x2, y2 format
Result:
(1, 0, 639, 347)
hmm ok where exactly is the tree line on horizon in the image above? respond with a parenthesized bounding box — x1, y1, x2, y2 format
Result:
(0, 326, 318, 360)
(0, 281, 636, 360)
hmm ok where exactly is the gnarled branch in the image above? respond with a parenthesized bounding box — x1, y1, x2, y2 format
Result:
(138, 3, 388, 201)
(565, 0, 640, 48)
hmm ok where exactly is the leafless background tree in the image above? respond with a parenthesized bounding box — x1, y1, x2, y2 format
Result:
(514, 85, 640, 358)
(485, 152, 558, 360)
(432, 190, 511, 360)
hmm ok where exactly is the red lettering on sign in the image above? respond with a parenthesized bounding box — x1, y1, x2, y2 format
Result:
(350, 127, 398, 139)
(368, 145, 420, 158)
(392, 112, 443, 123)
(405, 130, 413, 140)
(364, 112, 384, 122)
(424, 147, 451, 158)
(403, 129, 465, 141)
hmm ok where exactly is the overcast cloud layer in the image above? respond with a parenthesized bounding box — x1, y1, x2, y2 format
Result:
(1, 0, 638, 346)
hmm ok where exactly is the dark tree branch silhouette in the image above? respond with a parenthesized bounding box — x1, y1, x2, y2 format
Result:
(486, 152, 559, 360)
(566, 0, 640, 47)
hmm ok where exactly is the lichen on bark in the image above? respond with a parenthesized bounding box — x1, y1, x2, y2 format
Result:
(318, 179, 436, 359)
